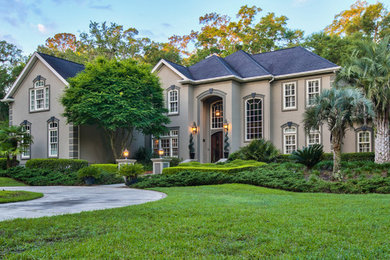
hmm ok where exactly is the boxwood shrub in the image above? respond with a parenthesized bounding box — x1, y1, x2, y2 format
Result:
(91, 164, 118, 174)
(163, 160, 266, 175)
(26, 159, 88, 172)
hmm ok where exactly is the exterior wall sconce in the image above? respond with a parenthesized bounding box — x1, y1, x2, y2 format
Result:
(223, 119, 229, 131)
(123, 149, 129, 159)
(191, 122, 198, 134)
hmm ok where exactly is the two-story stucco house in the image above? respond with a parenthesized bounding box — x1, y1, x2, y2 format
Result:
(152, 47, 374, 163)
(1, 52, 145, 164)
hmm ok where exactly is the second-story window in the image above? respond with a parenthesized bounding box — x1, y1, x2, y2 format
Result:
(306, 79, 320, 106)
(245, 98, 263, 141)
(30, 78, 49, 112)
(168, 89, 178, 114)
(283, 82, 296, 110)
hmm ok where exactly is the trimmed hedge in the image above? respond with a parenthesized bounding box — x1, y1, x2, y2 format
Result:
(322, 152, 375, 162)
(163, 160, 266, 175)
(91, 164, 118, 174)
(26, 159, 88, 172)
(91, 164, 123, 184)
(133, 163, 390, 194)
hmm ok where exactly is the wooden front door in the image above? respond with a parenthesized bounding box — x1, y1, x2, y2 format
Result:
(211, 131, 223, 163)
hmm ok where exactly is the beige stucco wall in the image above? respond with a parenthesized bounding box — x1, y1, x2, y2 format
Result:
(157, 64, 370, 162)
(11, 59, 71, 161)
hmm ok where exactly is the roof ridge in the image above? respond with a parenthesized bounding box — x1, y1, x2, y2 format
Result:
(164, 59, 194, 79)
(252, 46, 301, 56)
(214, 55, 242, 77)
(297, 46, 339, 66)
(37, 52, 84, 66)
(237, 50, 272, 75)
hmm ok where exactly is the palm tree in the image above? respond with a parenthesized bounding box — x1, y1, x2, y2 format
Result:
(0, 124, 33, 169)
(304, 88, 373, 180)
(338, 37, 390, 163)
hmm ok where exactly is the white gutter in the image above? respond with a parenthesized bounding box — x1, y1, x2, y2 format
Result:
(0, 98, 14, 103)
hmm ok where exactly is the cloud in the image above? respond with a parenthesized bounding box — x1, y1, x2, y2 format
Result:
(161, 23, 172, 28)
(37, 24, 47, 34)
(89, 4, 112, 10)
(293, 0, 309, 6)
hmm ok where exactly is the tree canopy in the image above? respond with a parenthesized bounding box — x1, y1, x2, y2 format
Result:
(61, 57, 169, 159)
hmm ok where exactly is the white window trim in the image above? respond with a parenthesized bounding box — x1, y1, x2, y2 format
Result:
(245, 98, 263, 142)
(306, 126, 321, 147)
(283, 126, 297, 154)
(167, 89, 179, 115)
(30, 82, 49, 112)
(21, 124, 31, 159)
(48, 122, 59, 158)
(283, 82, 297, 110)
(210, 100, 223, 130)
(306, 78, 321, 107)
(357, 131, 371, 153)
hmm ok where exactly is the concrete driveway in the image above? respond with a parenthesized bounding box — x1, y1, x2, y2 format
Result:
(0, 184, 166, 221)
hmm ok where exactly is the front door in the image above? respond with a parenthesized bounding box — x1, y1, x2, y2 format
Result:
(211, 131, 223, 163)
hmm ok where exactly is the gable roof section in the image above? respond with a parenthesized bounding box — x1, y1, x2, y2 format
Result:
(2, 52, 84, 102)
(251, 46, 339, 76)
(38, 52, 84, 80)
(154, 46, 340, 84)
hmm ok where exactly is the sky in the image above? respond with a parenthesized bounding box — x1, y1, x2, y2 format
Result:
(0, 0, 385, 56)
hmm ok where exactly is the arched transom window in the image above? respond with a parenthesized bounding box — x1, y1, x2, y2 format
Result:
(283, 126, 297, 154)
(211, 100, 223, 129)
(245, 98, 263, 141)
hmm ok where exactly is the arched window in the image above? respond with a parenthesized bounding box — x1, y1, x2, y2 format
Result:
(211, 100, 223, 129)
(168, 89, 178, 114)
(283, 126, 297, 154)
(245, 98, 263, 141)
(30, 76, 49, 112)
(48, 118, 59, 158)
(357, 131, 371, 152)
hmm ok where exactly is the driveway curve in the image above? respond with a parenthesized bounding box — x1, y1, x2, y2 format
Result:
(0, 184, 166, 221)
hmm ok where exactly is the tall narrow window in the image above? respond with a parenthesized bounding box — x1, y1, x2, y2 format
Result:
(306, 79, 320, 106)
(307, 126, 321, 147)
(168, 89, 178, 114)
(357, 131, 371, 152)
(152, 130, 179, 157)
(30, 78, 50, 112)
(48, 121, 59, 157)
(21, 121, 31, 159)
(283, 82, 296, 110)
(211, 100, 223, 129)
(245, 98, 263, 141)
(283, 126, 297, 154)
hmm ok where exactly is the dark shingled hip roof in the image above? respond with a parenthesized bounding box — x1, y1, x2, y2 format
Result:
(166, 46, 339, 80)
(38, 52, 85, 80)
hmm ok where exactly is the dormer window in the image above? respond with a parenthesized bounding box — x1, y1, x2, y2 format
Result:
(30, 76, 49, 112)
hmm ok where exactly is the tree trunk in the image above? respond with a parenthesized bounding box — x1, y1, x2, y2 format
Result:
(6, 155, 12, 169)
(332, 139, 342, 181)
(374, 115, 390, 163)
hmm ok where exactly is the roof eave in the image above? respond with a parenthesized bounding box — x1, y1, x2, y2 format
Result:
(273, 66, 341, 80)
(0, 98, 14, 103)
(152, 59, 189, 80)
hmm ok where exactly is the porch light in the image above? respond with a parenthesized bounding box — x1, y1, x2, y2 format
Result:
(223, 119, 229, 131)
(123, 149, 129, 159)
(215, 110, 221, 117)
(158, 149, 164, 158)
(191, 122, 198, 134)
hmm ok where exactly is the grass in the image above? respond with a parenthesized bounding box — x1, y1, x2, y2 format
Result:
(1, 184, 390, 258)
(0, 190, 43, 204)
(0, 177, 26, 187)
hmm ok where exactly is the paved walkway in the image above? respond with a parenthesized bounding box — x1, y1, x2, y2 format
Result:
(0, 184, 166, 221)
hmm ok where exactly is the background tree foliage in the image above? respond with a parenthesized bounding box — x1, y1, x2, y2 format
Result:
(169, 5, 304, 65)
(61, 57, 169, 160)
(0, 41, 24, 121)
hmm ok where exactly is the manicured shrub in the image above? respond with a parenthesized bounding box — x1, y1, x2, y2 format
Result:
(0, 167, 80, 186)
(275, 154, 294, 163)
(77, 166, 102, 179)
(90, 164, 123, 184)
(163, 160, 266, 175)
(228, 139, 280, 163)
(0, 158, 19, 170)
(322, 152, 375, 162)
(26, 159, 88, 172)
(119, 164, 144, 178)
(291, 144, 323, 169)
(91, 164, 118, 174)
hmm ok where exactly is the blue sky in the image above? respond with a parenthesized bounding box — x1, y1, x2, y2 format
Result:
(0, 0, 383, 55)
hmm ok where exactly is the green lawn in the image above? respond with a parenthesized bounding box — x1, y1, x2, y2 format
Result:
(0, 190, 43, 204)
(1, 184, 390, 258)
(0, 177, 26, 187)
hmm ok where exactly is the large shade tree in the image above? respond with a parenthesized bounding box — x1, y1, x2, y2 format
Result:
(304, 88, 373, 179)
(338, 37, 390, 163)
(61, 57, 169, 159)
